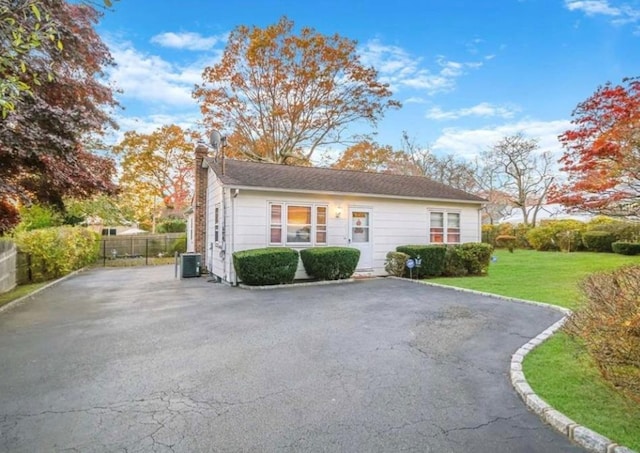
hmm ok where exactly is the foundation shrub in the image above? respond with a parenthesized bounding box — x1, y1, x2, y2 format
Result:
(443, 246, 467, 277)
(396, 245, 446, 277)
(233, 247, 298, 285)
(564, 265, 640, 403)
(385, 251, 410, 277)
(299, 247, 360, 280)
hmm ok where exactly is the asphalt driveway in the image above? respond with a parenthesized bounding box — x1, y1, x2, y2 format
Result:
(0, 266, 584, 452)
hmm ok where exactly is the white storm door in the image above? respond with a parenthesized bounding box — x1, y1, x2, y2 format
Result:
(349, 208, 373, 270)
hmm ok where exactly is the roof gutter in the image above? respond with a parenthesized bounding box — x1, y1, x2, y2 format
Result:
(212, 184, 487, 206)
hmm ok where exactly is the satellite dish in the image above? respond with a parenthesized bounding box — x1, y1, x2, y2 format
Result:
(209, 130, 221, 150)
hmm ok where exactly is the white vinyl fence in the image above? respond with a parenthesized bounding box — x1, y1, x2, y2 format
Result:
(0, 241, 17, 294)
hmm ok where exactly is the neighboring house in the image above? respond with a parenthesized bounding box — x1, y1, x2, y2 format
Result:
(188, 144, 486, 284)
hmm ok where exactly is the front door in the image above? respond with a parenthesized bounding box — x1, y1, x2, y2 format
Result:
(349, 208, 373, 270)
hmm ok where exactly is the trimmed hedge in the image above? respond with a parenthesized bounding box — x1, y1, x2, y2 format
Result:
(233, 247, 299, 285)
(395, 243, 492, 278)
(582, 230, 614, 252)
(495, 235, 516, 252)
(396, 245, 446, 278)
(385, 251, 409, 277)
(299, 247, 360, 280)
(612, 241, 640, 256)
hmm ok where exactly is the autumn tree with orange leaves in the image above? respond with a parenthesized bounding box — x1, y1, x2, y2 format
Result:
(194, 16, 400, 165)
(551, 78, 640, 217)
(332, 140, 408, 172)
(113, 125, 194, 232)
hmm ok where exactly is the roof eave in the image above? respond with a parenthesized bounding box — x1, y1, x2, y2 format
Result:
(219, 184, 486, 205)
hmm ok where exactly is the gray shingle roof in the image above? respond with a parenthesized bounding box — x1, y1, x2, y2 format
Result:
(204, 158, 485, 203)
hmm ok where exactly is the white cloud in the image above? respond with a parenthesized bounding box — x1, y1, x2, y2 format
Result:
(565, 0, 622, 16)
(108, 112, 203, 144)
(426, 102, 520, 120)
(359, 40, 483, 95)
(564, 0, 640, 25)
(432, 119, 572, 160)
(404, 96, 428, 104)
(107, 40, 220, 107)
(150, 32, 227, 51)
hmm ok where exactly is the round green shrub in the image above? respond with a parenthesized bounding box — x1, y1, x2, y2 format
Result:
(299, 247, 360, 280)
(385, 251, 410, 277)
(233, 247, 299, 285)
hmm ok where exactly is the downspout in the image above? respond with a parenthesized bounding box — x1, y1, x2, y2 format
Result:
(221, 187, 227, 282)
(231, 188, 239, 286)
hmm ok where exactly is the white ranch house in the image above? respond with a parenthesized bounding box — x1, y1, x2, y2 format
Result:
(187, 144, 486, 284)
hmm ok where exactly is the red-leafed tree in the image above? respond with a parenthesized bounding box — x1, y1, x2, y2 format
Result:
(552, 78, 640, 217)
(0, 0, 118, 233)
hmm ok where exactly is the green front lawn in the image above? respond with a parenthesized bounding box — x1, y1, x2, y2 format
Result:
(430, 249, 638, 310)
(430, 249, 640, 450)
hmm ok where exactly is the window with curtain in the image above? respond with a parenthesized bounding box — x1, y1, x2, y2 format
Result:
(269, 203, 328, 245)
(430, 211, 460, 244)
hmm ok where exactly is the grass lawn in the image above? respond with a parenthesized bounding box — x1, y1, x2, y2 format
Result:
(430, 249, 640, 450)
(0, 282, 47, 309)
(430, 249, 639, 310)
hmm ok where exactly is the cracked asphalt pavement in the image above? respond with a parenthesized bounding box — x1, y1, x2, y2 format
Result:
(0, 266, 584, 452)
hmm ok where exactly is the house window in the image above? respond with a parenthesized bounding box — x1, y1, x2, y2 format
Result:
(269, 203, 327, 245)
(101, 228, 117, 236)
(270, 204, 282, 243)
(214, 204, 220, 243)
(430, 211, 460, 244)
(316, 206, 327, 244)
(287, 206, 312, 243)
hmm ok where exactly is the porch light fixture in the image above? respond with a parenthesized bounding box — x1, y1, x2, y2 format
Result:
(335, 205, 342, 218)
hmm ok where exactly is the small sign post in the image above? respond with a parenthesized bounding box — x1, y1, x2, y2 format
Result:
(406, 258, 415, 279)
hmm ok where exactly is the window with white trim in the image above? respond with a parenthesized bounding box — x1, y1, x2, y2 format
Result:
(214, 204, 220, 243)
(430, 211, 460, 244)
(269, 203, 328, 246)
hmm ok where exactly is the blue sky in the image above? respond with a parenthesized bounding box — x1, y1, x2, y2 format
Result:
(97, 0, 640, 161)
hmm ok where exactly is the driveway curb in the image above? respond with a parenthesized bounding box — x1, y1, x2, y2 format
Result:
(0, 267, 88, 315)
(392, 277, 638, 453)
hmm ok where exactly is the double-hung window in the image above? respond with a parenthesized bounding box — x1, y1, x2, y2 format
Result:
(429, 211, 460, 244)
(269, 203, 327, 246)
(214, 204, 220, 243)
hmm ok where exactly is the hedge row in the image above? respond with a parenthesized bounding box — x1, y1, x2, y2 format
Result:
(14, 226, 100, 281)
(394, 243, 493, 278)
(233, 246, 359, 285)
(484, 218, 640, 255)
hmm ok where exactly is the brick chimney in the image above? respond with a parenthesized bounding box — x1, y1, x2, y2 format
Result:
(194, 143, 209, 269)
